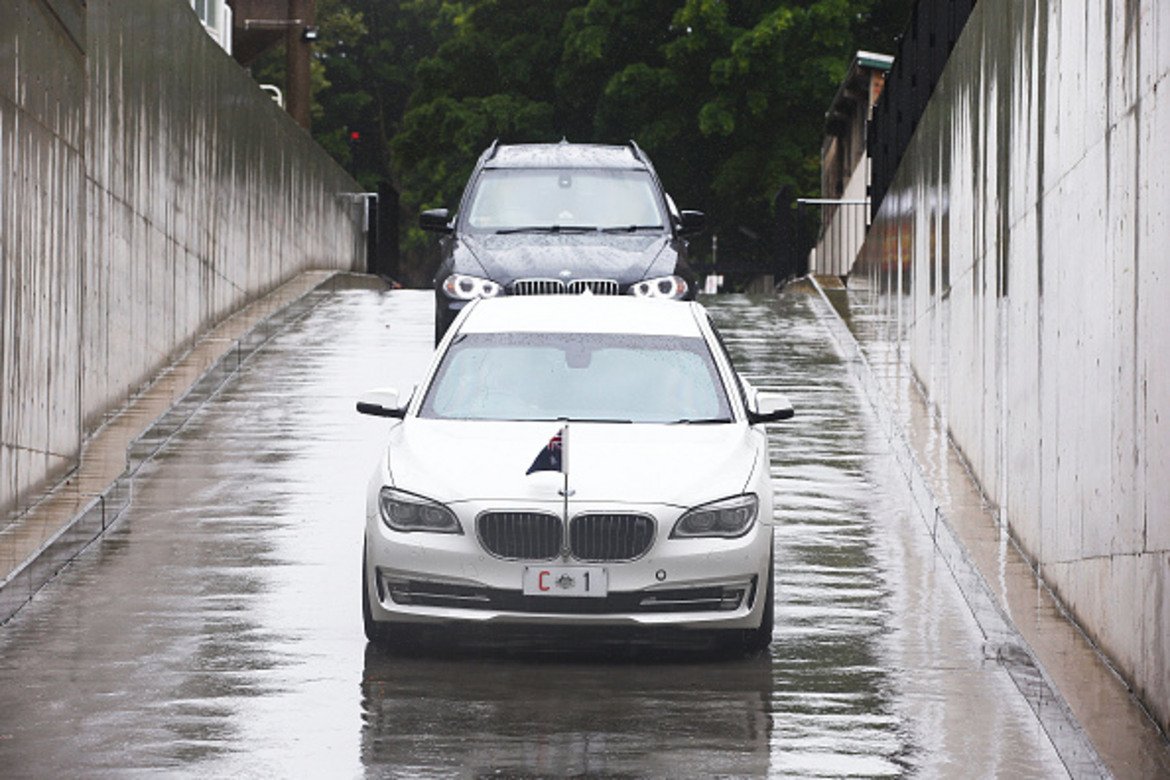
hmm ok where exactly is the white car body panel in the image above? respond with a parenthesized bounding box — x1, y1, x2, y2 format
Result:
(382, 419, 764, 508)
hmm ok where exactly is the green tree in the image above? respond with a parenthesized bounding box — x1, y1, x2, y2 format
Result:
(300, 0, 913, 281)
(248, 0, 371, 180)
(388, 0, 578, 263)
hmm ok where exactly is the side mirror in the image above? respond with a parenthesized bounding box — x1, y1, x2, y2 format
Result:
(420, 208, 453, 233)
(677, 210, 706, 236)
(356, 388, 405, 418)
(747, 391, 794, 424)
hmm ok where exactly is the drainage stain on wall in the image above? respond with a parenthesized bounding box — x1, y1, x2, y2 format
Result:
(1, 0, 366, 522)
(852, 0, 1170, 737)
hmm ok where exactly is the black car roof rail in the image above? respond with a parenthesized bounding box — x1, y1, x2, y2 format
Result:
(627, 139, 659, 176)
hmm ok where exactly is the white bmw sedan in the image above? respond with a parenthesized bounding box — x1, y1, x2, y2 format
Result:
(357, 295, 792, 653)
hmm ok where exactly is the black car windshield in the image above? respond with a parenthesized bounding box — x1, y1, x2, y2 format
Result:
(463, 169, 666, 232)
(419, 333, 733, 423)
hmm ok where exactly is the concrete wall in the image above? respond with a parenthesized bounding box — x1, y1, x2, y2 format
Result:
(1, 0, 364, 519)
(853, 0, 1170, 734)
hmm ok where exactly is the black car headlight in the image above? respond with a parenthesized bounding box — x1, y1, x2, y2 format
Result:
(671, 495, 758, 538)
(378, 487, 462, 534)
(628, 275, 688, 299)
(441, 273, 502, 300)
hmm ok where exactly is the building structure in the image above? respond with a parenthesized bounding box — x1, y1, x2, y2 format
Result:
(807, 51, 892, 278)
(226, 0, 317, 129)
(189, 0, 233, 54)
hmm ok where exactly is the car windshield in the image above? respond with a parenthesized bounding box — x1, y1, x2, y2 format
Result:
(463, 169, 666, 232)
(419, 333, 733, 423)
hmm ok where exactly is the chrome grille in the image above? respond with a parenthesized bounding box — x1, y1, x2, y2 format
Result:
(567, 279, 620, 295)
(510, 278, 620, 296)
(510, 279, 565, 296)
(569, 514, 655, 561)
(477, 512, 562, 560)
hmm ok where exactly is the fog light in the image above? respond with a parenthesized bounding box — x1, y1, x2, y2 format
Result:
(386, 577, 413, 605)
(719, 588, 745, 611)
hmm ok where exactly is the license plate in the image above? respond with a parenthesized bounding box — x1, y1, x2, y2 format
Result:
(522, 566, 608, 597)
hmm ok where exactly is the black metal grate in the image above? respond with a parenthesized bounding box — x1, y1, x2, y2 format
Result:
(477, 512, 562, 560)
(569, 514, 655, 561)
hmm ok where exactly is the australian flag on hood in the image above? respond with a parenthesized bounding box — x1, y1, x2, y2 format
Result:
(526, 425, 568, 475)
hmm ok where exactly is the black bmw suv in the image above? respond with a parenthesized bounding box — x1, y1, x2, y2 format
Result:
(422, 140, 705, 341)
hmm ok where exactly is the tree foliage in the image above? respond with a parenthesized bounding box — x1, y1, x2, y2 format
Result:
(305, 0, 912, 279)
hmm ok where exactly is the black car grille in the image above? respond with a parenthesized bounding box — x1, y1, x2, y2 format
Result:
(478, 512, 656, 561)
(569, 513, 655, 561)
(477, 512, 562, 560)
(510, 278, 620, 296)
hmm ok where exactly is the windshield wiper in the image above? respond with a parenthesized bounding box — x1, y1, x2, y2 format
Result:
(669, 417, 732, 424)
(495, 225, 599, 235)
(600, 224, 665, 233)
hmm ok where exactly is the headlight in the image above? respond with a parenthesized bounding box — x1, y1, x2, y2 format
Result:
(671, 494, 758, 538)
(628, 275, 688, 299)
(442, 273, 502, 300)
(378, 487, 462, 534)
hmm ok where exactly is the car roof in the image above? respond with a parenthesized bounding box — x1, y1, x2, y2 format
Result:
(457, 296, 705, 337)
(485, 143, 647, 170)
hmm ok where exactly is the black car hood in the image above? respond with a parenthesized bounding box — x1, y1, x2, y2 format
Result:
(457, 233, 671, 285)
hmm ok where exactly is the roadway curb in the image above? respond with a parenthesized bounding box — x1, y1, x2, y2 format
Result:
(805, 276, 1109, 779)
(0, 273, 357, 627)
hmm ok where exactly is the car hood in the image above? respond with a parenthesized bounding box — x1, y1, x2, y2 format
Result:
(459, 234, 671, 285)
(384, 419, 761, 508)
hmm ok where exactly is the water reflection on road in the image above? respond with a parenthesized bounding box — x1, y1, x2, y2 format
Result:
(715, 295, 907, 776)
(0, 287, 1065, 778)
(362, 646, 772, 776)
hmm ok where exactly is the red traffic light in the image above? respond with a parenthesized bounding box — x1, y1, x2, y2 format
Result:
(350, 131, 361, 141)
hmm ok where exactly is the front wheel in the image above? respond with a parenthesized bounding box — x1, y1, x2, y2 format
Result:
(362, 541, 387, 643)
(722, 547, 774, 656)
(362, 541, 420, 651)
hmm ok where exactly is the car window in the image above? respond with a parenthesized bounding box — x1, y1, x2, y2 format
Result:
(419, 333, 732, 423)
(464, 169, 666, 231)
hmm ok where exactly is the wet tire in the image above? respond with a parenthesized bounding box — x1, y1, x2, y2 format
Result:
(362, 541, 421, 651)
(725, 547, 774, 656)
(362, 541, 388, 643)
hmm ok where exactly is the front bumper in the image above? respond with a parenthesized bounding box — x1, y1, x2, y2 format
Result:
(364, 502, 773, 631)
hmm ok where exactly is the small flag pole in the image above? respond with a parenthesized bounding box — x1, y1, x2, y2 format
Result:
(560, 421, 570, 560)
